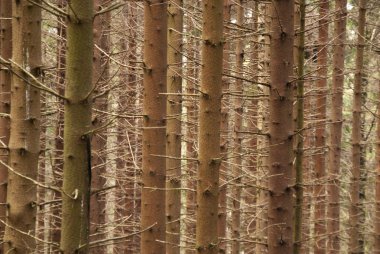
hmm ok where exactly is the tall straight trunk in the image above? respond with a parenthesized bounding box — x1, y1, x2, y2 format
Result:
(183, 8, 200, 250)
(218, 1, 231, 253)
(231, 1, 244, 253)
(52, 0, 67, 245)
(267, 0, 295, 253)
(256, 3, 271, 252)
(90, 1, 110, 252)
(314, 1, 329, 253)
(327, 1, 347, 253)
(348, 0, 367, 252)
(60, 1, 93, 253)
(3, 1, 41, 253)
(166, 1, 183, 253)
(245, 1, 259, 252)
(375, 76, 380, 253)
(195, 0, 223, 253)
(140, 0, 167, 253)
(294, 0, 305, 253)
(0, 0, 12, 239)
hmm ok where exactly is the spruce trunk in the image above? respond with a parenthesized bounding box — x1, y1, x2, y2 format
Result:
(267, 0, 295, 253)
(140, 0, 167, 253)
(327, 1, 347, 253)
(349, 0, 367, 252)
(195, 0, 224, 253)
(60, 1, 93, 252)
(3, 1, 41, 252)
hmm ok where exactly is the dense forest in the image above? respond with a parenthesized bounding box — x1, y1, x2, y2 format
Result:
(0, 0, 379, 253)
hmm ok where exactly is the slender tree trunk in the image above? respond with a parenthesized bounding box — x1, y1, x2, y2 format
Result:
(374, 69, 380, 253)
(256, 3, 271, 252)
(267, 0, 295, 253)
(245, 1, 259, 252)
(52, 0, 67, 245)
(60, 1, 93, 252)
(218, 1, 231, 253)
(140, 0, 167, 253)
(327, 1, 347, 253)
(195, 0, 223, 253)
(166, 1, 183, 253)
(0, 0, 12, 240)
(314, 1, 329, 254)
(90, 1, 110, 252)
(349, 0, 367, 253)
(294, 0, 305, 253)
(231, 2, 244, 253)
(3, 1, 41, 252)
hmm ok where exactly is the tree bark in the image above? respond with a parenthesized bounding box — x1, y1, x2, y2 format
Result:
(218, 1, 231, 253)
(90, 1, 110, 252)
(349, 0, 367, 253)
(294, 0, 305, 253)
(267, 0, 295, 253)
(140, 0, 167, 253)
(0, 0, 12, 240)
(314, 1, 329, 253)
(231, 2, 244, 253)
(255, 3, 271, 253)
(375, 70, 380, 253)
(166, 1, 183, 253)
(60, 1, 93, 252)
(327, 1, 347, 253)
(3, 1, 41, 252)
(195, 0, 223, 253)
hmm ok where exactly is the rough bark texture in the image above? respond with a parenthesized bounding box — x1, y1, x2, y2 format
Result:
(218, 2, 231, 253)
(267, 0, 295, 253)
(60, 1, 93, 253)
(195, 0, 223, 253)
(348, 0, 367, 253)
(166, 1, 183, 253)
(0, 0, 12, 239)
(3, 1, 41, 253)
(231, 2, 244, 253)
(294, 0, 305, 253)
(314, 1, 329, 253)
(140, 0, 167, 253)
(327, 1, 347, 253)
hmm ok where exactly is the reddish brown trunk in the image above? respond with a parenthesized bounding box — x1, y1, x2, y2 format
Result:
(267, 1, 295, 253)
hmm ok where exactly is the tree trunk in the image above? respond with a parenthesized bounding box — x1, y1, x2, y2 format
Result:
(349, 0, 367, 253)
(231, 2, 244, 253)
(218, 1, 231, 253)
(60, 1, 93, 252)
(90, 1, 110, 252)
(3, 1, 41, 252)
(195, 0, 223, 253)
(267, 0, 295, 253)
(375, 74, 380, 253)
(255, 3, 271, 253)
(0, 0, 12, 240)
(314, 1, 329, 253)
(166, 1, 183, 253)
(294, 0, 305, 252)
(140, 0, 167, 253)
(327, 1, 347, 253)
